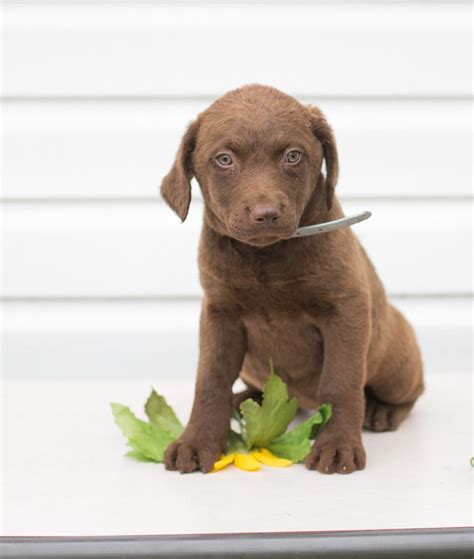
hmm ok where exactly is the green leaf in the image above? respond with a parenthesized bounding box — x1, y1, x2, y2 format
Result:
(144, 389, 184, 438)
(317, 403, 333, 426)
(240, 364, 299, 448)
(267, 404, 332, 462)
(111, 402, 176, 463)
(111, 402, 149, 439)
(226, 428, 247, 454)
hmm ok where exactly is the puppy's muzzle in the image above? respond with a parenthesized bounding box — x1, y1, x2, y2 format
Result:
(251, 203, 281, 226)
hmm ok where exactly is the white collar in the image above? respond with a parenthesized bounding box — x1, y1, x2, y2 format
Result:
(292, 211, 372, 238)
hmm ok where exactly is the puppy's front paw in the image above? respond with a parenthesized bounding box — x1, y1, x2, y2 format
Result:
(304, 435, 366, 474)
(164, 436, 221, 474)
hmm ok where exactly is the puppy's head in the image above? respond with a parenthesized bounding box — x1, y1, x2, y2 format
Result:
(161, 84, 338, 247)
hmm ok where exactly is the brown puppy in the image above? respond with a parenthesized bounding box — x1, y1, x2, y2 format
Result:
(160, 84, 424, 474)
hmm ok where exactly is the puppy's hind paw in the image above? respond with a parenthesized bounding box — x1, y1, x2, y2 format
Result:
(364, 395, 415, 432)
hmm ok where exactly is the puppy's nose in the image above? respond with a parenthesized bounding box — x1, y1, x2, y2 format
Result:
(251, 204, 281, 224)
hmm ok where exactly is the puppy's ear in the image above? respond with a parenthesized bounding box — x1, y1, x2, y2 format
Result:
(306, 105, 339, 211)
(160, 119, 199, 222)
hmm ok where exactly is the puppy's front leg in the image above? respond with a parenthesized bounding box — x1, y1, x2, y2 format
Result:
(305, 297, 370, 474)
(164, 301, 246, 473)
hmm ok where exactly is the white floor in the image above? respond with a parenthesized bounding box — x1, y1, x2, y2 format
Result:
(1, 373, 472, 537)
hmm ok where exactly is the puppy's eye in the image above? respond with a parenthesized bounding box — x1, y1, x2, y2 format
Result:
(286, 150, 302, 164)
(216, 153, 233, 167)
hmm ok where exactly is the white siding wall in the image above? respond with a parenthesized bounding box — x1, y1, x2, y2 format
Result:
(2, 0, 472, 379)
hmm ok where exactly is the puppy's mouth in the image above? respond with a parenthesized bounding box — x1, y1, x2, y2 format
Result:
(229, 226, 296, 247)
(246, 235, 282, 247)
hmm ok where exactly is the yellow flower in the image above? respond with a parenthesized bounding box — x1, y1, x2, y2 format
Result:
(251, 448, 293, 467)
(211, 448, 292, 473)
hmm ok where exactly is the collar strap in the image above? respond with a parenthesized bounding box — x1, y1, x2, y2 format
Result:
(292, 211, 372, 238)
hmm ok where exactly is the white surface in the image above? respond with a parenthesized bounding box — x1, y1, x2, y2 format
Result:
(3, 200, 472, 297)
(3, 3, 470, 96)
(2, 298, 472, 379)
(2, 373, 472, 537)
(3, 99, 471, 200)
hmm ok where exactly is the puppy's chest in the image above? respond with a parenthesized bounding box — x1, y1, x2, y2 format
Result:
(203, 251, 327, 406)
(236, 280, 307, 313)
(240, 307, 323, 408)
(208, 264, 330, 316)
(200, 244, 332, 317)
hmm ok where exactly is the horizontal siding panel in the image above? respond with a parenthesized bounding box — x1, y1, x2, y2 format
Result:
(3, 3, 471, 97)
(2, 298, 471, 378)
(3, 99, 471, 200)
(2, 199, 471, 297)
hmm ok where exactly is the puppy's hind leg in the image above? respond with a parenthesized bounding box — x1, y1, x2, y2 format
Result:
(364, 304, 424, 432)
(364, 388, 417, 432)
(232, 383, 263, 412)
